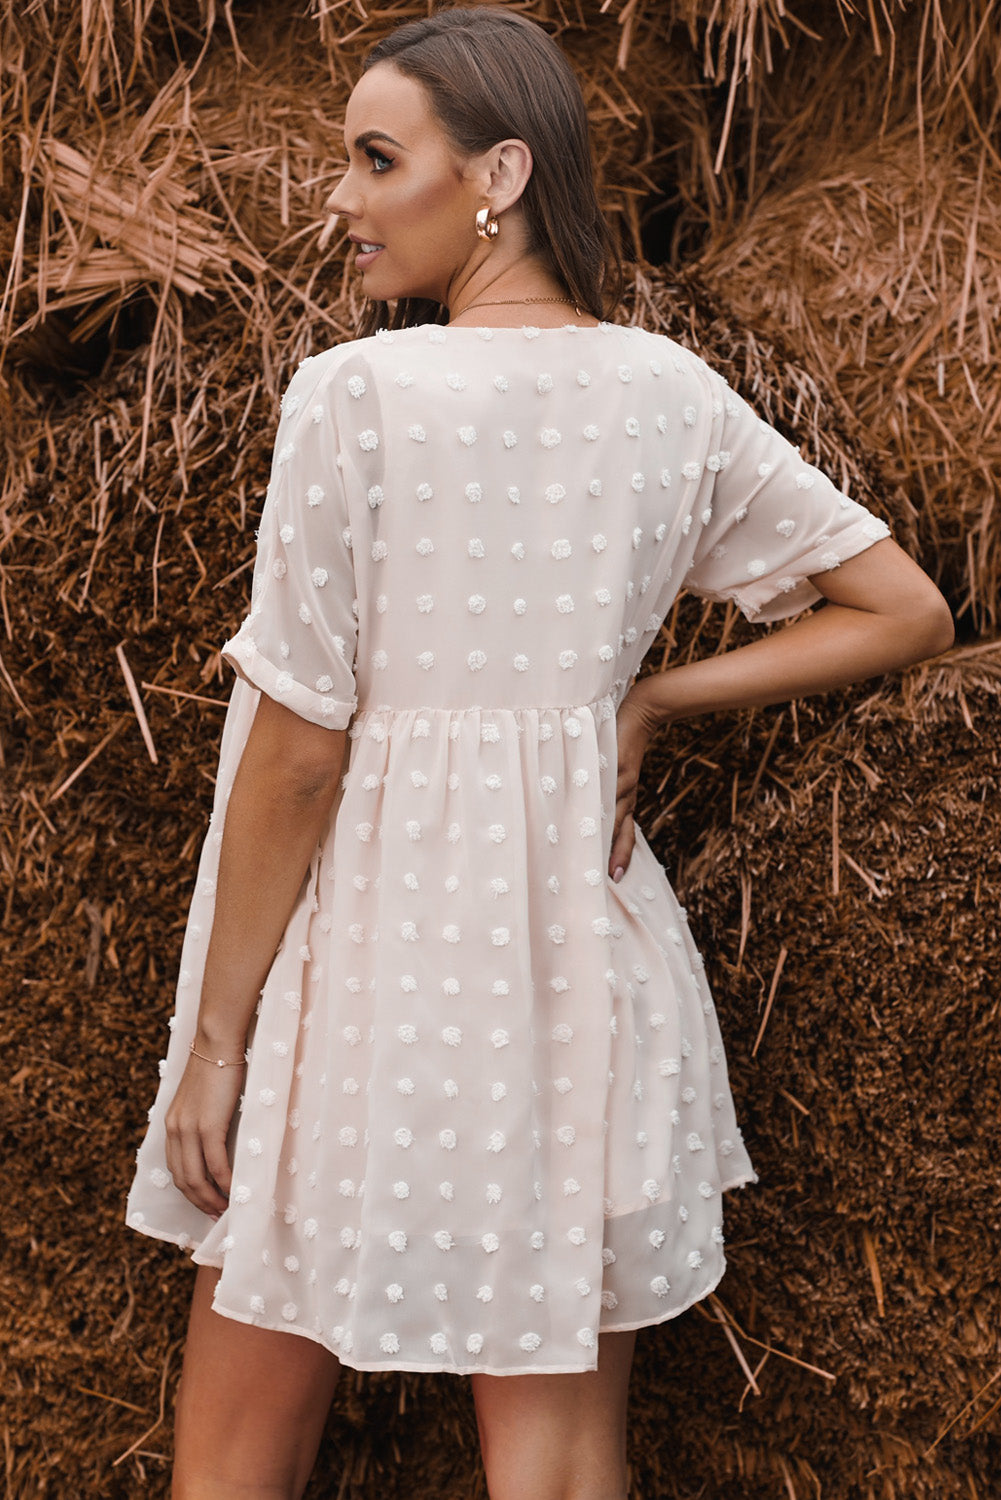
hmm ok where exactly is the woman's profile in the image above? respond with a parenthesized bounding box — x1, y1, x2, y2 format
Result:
(125, 7, 953, 1497)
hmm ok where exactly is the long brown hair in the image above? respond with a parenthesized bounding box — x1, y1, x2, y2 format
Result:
(353, 6, 622, 336)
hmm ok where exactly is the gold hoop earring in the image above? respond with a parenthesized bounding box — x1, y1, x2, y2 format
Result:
(475, 205, 499, 240)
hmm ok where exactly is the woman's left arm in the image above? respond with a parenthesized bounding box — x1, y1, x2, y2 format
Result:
(164, 695, 348, 1217)
(610, 537, 953, 878)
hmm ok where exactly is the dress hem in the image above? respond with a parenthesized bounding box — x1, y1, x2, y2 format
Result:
(199, 1246, 735, 1378)
(126, 1170, 758, 1377)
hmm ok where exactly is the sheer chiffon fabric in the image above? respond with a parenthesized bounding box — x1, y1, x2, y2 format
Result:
(127, 322, 890, 1373)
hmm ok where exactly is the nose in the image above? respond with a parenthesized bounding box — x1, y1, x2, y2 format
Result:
(321, 175, 356, 249)
(325, 167, 359, 219)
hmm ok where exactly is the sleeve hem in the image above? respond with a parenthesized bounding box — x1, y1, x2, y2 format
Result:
(719, 518, 892, 624)
(221, 639, 356, 730)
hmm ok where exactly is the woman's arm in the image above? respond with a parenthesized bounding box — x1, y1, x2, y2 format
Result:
(165, 694, 348, 1216)
(610, 537, 953, 880)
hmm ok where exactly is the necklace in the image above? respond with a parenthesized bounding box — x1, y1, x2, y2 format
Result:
(452, 294, 585, 319)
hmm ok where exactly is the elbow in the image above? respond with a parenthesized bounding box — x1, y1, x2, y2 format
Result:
(245, 697, 348, 808)
(275, 736, 348, 806)
(934, 606, 955, 656)
(285, 762, 344, 805)
(923, 595, 955, 658)
(285, 744, 347, 803)
(905, 594, 954, 663)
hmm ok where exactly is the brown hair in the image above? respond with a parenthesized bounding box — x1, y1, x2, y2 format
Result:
(354, 5, 622, 336)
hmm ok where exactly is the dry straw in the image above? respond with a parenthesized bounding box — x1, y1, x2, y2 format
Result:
(695, 129, 1001, 632)
(2, 1, 999, 1496)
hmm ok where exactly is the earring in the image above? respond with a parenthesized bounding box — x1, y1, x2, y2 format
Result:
(475, 205, 499, 240)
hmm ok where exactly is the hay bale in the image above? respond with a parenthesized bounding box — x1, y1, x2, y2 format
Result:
(5, 265, 998, 1496)
(3, 1, 999, 1496)
(695, 130, 1001, 634)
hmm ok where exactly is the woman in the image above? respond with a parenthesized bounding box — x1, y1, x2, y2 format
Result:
(126, 8, 953, 1498)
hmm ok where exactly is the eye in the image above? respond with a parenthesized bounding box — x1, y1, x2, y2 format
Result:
(364, 146, 393, 174)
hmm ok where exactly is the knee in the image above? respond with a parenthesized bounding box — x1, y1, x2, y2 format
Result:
(481, 1443, 628, 1500)
(485, 1479, 627, 1500)
(172, 1469, 297, 1500)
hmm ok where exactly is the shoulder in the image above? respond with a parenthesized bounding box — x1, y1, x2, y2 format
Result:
(283, 335, 380, 397)
(641, 326, 724, 384)
(284, 325, 447, 407)
(598, 324, 729, 405)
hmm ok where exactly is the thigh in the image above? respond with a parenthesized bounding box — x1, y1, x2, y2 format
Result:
(470, 1329, 636, 1500)
(172, 1264, 341, 1500)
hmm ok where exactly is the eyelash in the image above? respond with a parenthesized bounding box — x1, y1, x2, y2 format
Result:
(364, 146, 393, 174)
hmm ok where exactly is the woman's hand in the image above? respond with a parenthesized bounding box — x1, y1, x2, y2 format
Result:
(609, 680, 665, 882)
(164, 1054, 246, 1218)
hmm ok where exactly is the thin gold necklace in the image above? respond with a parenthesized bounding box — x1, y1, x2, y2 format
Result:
(452, 294, 585, 319)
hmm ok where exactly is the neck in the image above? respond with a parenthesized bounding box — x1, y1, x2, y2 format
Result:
(446, 255, 578, 328)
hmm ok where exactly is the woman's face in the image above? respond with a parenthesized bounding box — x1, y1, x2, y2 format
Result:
(327, 63, 486, 305)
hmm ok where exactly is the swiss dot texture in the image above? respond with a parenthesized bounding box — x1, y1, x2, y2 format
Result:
(130, 322, 891, 1378)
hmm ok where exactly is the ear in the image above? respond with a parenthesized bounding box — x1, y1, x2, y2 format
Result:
(479, 138, 534, 216)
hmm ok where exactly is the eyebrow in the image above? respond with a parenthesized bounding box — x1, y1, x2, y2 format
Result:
(353, 129, 407, 152)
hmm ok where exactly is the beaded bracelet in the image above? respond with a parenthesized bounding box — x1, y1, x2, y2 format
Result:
(189, 1041, 246, 1068)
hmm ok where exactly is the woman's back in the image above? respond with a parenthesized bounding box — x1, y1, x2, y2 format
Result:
(234, 320, 887, 725)
(342, 321, 684, 715)
(129, 317, 890, 1374)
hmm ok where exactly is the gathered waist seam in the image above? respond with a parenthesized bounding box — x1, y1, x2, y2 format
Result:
(352, 692, 618, 718)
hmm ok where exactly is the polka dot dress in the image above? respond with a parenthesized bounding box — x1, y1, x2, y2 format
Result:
(127, 323, 891, 1374)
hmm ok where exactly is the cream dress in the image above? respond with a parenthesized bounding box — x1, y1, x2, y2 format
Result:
(126, 321, 890, 1374)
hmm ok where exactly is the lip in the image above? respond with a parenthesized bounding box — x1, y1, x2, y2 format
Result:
(349, 234, 385, 269)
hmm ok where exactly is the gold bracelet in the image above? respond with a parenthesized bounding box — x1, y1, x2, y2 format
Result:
(189, 1041, 247, 1068)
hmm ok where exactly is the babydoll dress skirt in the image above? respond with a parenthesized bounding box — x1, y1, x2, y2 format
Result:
(127, 322, 892, 1375)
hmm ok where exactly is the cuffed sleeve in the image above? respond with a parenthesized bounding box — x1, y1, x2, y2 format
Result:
(222, 353, 358, 727)
(685, 376, 892, 623)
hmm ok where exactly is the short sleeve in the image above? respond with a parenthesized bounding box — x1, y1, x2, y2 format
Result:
(221, 354, 358, 728)
(685, 375, 892, 623)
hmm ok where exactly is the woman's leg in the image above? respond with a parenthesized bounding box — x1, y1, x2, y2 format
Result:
(172, 1264, 341, 1500)
(470, 1330, 637, 1500)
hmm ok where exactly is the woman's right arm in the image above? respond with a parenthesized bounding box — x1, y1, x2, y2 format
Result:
(164, 695, 347, 1217)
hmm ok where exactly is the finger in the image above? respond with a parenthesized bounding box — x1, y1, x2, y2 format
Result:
(179, 1130, 228, 1217)
(614, 776, 636, 816)
(610, 792, 628, 860)
(609, 811, 635, 881)
(164, 1122, 183, 1192)
(615, 772, 640, 827)
(203, 1131, 233, 1199)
